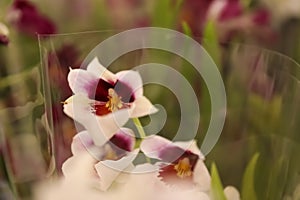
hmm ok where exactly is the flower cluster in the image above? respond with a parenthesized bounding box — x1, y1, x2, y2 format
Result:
(35, 57, 240, 200)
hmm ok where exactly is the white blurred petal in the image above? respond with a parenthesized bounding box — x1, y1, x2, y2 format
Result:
(224, 186, 241, 200)
(61, 153, 98, 184)
(0, 22, 9, 36)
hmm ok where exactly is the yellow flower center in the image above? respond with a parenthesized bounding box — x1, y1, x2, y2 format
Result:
(174, 157, 192, 178)
(105, 88, 123, 112)
(103, 144, 118, 160)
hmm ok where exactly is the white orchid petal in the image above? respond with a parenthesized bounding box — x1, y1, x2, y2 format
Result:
(130, 96, 158, 118)
(71, 131, 106, 160)
(174, 140, 205, 160)
(140, 135, 172, 160)
(63, 94, 131, 146)
(67, 69, 98, 96)
(71, 131, 92, 155)
(96, 109, 131, 141)
(115, 70, 143, 98)
(63, 95, 108, 145)
(193, 160, 211, 192)
(94, 149, 139, 191)
(131, 163, 159, 173)
(224, 186, 241, 200)
(86, 57, 116, 82)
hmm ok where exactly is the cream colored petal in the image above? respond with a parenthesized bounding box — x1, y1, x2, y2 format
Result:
(61, 153, 97, 183)
(224, 186, 241, 200)
(86, 57, 117, 82)
(94, 149, 139, 191)
(130, 96, 158, 118)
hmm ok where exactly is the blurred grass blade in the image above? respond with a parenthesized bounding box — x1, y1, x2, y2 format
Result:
(152, 0, 183, 28)
(182, 21, 192, 37)
(242, 153, 259, 200)
(210, 163, 227, 200)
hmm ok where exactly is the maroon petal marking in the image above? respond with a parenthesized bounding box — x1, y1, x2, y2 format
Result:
(159, 146, 199, 169)
(93, 79, 114, 102)
(109, 130, 133, 153)
(93, 103, 110, 116)
(104, 129, 134, 159)
(156, 146, 199, 184)
(114, 80, 135, 103)
(158, 164, 194, 183)
(92, 77, 135, 104)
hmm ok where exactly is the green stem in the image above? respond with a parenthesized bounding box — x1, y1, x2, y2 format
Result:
(132, 118, 151, 163)
(132, 118, 147, 139)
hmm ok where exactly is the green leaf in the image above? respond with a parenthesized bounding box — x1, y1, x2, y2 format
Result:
(210, 163, 227, 200)
(241, 153, 259, 200)
(202, 20, 221, 68)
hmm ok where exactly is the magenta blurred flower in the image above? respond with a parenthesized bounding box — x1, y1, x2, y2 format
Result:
(63, 57, 158, 146)
(47, 44, 80, 99)
(208, 0, 276, 44)
(62, 128, 137, 191)
(7, 0, 56, 37)
(0, 22, 9, 45)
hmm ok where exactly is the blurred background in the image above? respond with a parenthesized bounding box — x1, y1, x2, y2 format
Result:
(0, 0, 300, 199)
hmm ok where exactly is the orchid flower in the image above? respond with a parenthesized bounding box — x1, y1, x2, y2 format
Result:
(63, 57, 157, 146)
(62, 128, 138, 191)
(140, 135, 211, 191)
(140, 135, 240, 200)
